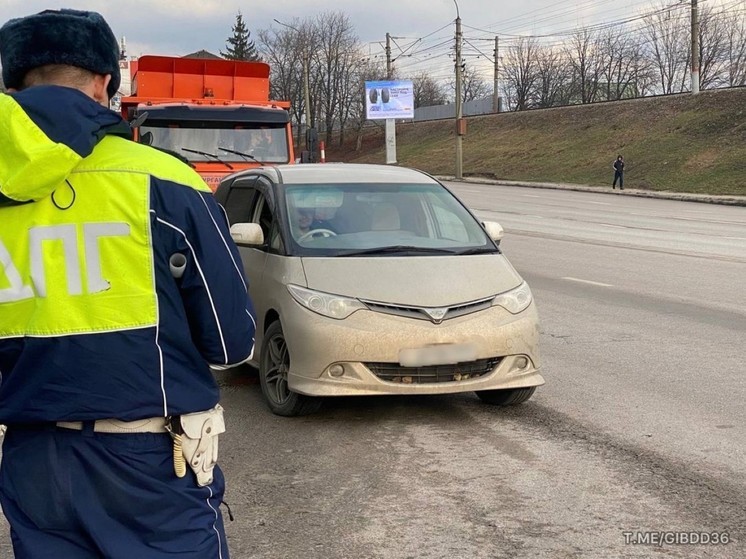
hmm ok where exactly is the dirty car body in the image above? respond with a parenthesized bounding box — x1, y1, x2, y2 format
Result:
(215, 163, 543, 416)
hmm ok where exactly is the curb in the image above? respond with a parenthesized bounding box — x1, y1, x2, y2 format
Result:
(435, 176, 746, 207)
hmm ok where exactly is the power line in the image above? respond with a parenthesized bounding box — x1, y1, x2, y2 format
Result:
(384, 0, 746, 85)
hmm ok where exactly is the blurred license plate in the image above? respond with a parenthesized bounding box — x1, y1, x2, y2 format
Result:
(399, 343, 477, 367)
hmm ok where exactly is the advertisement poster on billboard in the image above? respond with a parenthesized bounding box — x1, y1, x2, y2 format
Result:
(365, 80, 414, 120)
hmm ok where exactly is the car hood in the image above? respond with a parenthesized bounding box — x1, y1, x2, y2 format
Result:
(301, 254, 523, 307)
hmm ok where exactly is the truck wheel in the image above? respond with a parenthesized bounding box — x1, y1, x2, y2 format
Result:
(259, 321, 322, 416)
(475, 386, 536, 406)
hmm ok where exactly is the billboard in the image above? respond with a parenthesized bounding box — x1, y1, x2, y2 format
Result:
(365, 80, 414, 120)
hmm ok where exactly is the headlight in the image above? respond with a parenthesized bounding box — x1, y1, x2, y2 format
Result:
(287, 284, 366, 320)
(492, 282, 533, 314)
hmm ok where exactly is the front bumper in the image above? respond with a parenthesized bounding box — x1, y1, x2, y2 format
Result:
(281, 302, 543, 397)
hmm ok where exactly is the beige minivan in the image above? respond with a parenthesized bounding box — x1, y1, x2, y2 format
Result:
(216, 164, 543, 416)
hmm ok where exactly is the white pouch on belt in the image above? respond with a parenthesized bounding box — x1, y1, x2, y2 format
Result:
(179, 404, 225, 487)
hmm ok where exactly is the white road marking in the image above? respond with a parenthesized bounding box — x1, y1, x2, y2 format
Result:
(600, 223, 625, 228)
(522, 194, 541, 198)
(562, 277, 614, 287)
(640, 213, 742, 226)
(588, 201, 612, 206)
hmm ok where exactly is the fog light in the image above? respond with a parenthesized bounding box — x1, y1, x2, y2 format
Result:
(514, 356, 529, 369)
(329, 364, 345, 377)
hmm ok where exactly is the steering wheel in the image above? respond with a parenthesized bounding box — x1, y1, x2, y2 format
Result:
(298, 228, 337, 241)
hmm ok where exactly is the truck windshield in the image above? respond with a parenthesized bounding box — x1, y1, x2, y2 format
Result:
(140, 123, 289, 163)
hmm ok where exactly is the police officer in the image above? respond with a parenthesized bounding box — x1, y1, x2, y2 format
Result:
(0, 9, 255, 559)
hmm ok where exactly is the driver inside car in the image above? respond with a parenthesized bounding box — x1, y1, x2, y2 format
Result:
(293, 206, 336, 240)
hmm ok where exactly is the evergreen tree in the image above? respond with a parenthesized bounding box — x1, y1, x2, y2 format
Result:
(221, 12, 259, 61)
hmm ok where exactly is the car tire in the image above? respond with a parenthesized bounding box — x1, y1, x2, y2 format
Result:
(475, 386, 536, 406)
(259, 321, 323, 416)
(381, 88, 390, 103)
(369, 88, 378, 104)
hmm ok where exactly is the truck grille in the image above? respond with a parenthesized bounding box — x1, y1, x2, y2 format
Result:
(366, 357, 502, 384)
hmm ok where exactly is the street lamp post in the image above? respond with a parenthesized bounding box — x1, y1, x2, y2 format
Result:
(274, 19, 311, 150)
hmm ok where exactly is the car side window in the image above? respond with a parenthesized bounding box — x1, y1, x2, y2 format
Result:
(223, 178, 258, 226)
(267, 217, 284, 252)
(249, 179, 284, 253)
(251, 194, 273, 239)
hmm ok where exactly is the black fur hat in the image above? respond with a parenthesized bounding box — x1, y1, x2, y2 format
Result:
(0, 9, 120, 99)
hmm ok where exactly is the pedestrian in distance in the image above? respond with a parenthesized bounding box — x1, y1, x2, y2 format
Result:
(612, 154, 625, 190)
(0, 8, 256, 559)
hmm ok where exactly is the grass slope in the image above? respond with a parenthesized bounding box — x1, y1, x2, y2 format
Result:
(328, 88, 746, 196)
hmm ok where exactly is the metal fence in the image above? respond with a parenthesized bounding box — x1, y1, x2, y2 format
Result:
(412, 85, 746, 122)
(413, 96, 495, 122)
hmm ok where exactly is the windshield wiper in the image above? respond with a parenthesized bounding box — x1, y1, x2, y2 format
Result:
(181, 147, 234, 170)
(455, 246, 501, 255)
(337, 245, 458, 257)
(218, 146, 258, 162)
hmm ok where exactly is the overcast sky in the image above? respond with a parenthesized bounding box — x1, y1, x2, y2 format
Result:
(0, 0, 728, 81)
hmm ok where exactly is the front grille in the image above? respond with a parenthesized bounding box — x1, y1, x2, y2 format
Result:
(361, 296, 495, 323)
(366, 357, 502, 384)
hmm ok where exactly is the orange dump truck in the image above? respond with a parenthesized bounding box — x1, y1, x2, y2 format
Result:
(121, 55, 295, 190)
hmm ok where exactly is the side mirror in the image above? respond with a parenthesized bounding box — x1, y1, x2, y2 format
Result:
(230, 223, 264, 246)
(140, 131, 153, 146)
(129, 111, 149, 130)
(482, 220, 504, 245)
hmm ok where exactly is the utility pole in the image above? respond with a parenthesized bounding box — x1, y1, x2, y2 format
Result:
(384, 32, 396, 164)
(691, 0, 700, 94)
(493, 36, 499, 113)
(454, 3, 463, 180)
(386, 32, 392, 79)
(302, 52, 311, 141)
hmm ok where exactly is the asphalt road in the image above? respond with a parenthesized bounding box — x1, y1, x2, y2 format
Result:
(1, 183, 744, 558)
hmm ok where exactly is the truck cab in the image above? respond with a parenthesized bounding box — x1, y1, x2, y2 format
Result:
(121, 55, 295, 191)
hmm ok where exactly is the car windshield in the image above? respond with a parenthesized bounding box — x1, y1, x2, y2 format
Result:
(283, 182, 494, 256)
(140, 122, 289, 163)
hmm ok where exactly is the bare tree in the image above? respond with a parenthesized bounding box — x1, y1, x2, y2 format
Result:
(535, 45, 571, 107)
(311, 12, 359, 144)
(257, 21, 313, 146)
(501, 37, 540, 110)
(626, 37, 657, 97)
(724, 10, 746, 86)
(259, 12, 364, 146)
(598, 28, 641, 100)
(336, 49, 373, 145)
(566, 30, 602, 103)
(255, 4, 744, 135)
(698, 5, 730, 89)
(351, 58, 388, 150)
(447, 61, 490, 104)
(464, 63, 491, 102)
(644, 5, 690, 93)
(412, 72, 447, 108)
(498, 78, 516, 112)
